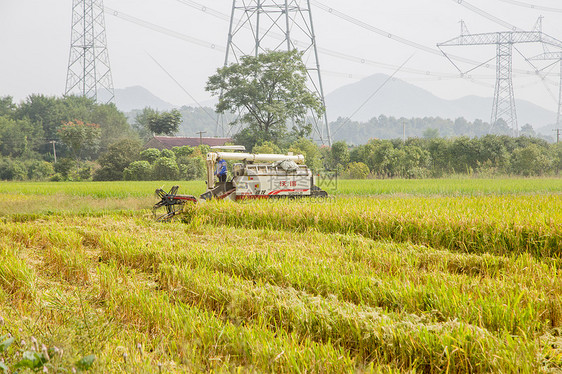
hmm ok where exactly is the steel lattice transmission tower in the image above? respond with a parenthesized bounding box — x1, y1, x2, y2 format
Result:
(438, 27, 562, 136)
(530, 51, 562, 126)
(223, 0, 331, 145)
(65, 0, 115, 103)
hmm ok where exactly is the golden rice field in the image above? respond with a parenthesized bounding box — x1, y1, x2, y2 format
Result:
(0, 178, 561, 373)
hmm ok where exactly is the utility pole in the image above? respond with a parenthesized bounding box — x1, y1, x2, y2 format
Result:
(65, 0, 115, 103)
(223, 0, 331, 145)
(50, 141, 57, 163)
(403, 122, 406, 144)
(555, 128, 561, 143)
(196, 131, 207, 145)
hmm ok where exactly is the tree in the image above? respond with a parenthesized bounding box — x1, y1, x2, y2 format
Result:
(520, 124, 536, 137)
(252, 141, 281, 154)
(330, 141, 350, 170)
(0, 116, 43, 158)
(206, 49, 325, 149)
(147, 109, 182, 136)
(15, 95, 65, 142)
(423, 128, 439, 139)
(288, 137, 323, 171)
(15, 95, 133, 158)
(0, 96, 16, 118)
(133, 107, 158, 140)
(57, 121, 101, 162)
(177, 157, 205, 180)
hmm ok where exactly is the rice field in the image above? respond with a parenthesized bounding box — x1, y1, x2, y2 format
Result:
(0, 179, 561, 373)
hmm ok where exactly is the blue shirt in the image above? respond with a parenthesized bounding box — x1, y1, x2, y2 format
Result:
(216, 159, 227, 176)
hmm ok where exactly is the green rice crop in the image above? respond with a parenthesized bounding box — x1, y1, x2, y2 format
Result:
(1, 177, 561, 200)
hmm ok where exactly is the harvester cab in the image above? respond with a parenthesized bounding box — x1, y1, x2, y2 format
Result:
(153, 146, 327, 221)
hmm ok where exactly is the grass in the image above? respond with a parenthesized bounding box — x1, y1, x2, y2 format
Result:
(0, 178, 561, 372)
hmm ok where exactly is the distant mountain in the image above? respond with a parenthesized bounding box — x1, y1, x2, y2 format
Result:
(325, 74, 558, 129)
(110, 86, 175, 112)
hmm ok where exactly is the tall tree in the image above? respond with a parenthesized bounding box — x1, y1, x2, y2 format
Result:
(147, 109, 182, 136)
(133, 107, 158, 140)
(206, 50, 324, 149)
(57, 120, 101, 162)
(0, 96, 16, 118)
(0, 116, 43, 158)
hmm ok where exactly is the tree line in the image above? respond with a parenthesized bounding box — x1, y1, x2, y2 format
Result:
(0, 93, 561, 182)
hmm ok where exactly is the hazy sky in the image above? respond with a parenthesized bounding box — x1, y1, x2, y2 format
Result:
(1, 0, 562, 115)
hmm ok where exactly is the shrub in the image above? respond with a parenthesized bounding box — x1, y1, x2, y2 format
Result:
(0, 159, 28, 181)
(172, 146, 194, 158)
(178, 157, 205, 180)
(152, 157, 179, 180)
(49, 173, 63, 182)
(511, 144, 551, 176)
(161, 149, 175, 159)
(346, 162, 370, 179)
(27, 161, 54, 181)
(93, 139, 141, 181)
(54, 158, 75, 179)
(140, 148, 161, 163)
(76, 166, 92, 181)
(123, 161, 153, 181)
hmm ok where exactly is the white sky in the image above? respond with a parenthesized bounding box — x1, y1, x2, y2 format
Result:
(1, 0, 562, 114)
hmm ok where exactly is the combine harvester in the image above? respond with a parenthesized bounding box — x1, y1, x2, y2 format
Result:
(153, 146, 327, 221)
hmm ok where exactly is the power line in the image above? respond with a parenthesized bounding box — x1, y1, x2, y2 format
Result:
(105, 5, 494, 83)
(309, 1, 554, 77)
(146, 53, 218, 124)
(104, 1, 559, 121)
(495, 0, 562, 13)
(309, 0, 474, 63)
(452, 0, 521, 31)
(104, 7, 226, 52)
(332, 55, 414, 137)
(166, 0, 506, 81)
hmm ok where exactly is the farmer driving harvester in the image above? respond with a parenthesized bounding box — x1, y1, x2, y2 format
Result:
(215, 156, 227, 182)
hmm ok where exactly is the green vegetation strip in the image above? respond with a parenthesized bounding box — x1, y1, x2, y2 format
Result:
(1, 178, 562, 201)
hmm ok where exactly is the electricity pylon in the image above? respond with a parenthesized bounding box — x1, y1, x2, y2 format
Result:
(438, 25, 562, 136)
(223, 0, 331, 145)
(530, 51, 562, 126)
(65, 0, 115, 103)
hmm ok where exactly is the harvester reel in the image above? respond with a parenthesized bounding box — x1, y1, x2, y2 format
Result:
(153, 186, 197, 222)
